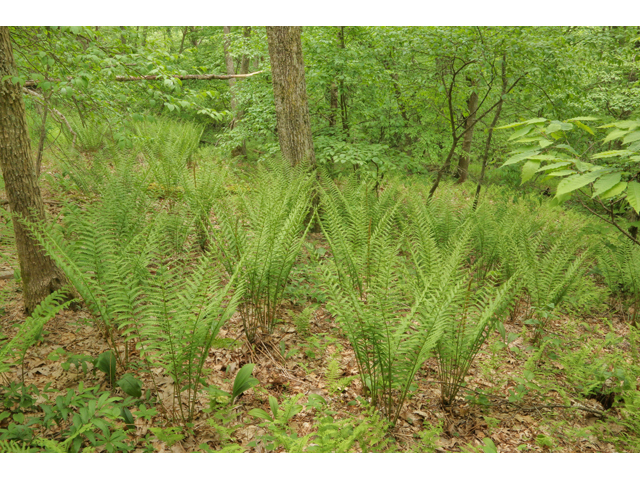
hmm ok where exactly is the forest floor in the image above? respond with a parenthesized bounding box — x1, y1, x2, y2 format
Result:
(1, 166, 638, 453)
(0, 273, 631, 452)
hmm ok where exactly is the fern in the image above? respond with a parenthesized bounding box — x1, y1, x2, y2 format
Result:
(210, 158, 313, 342)
(24, 178, 244, 424)
(508, 228, 590, 341)
(597, 236, 640, 327)
(320, 175, 457, 423)
(0, 289, 72, 377)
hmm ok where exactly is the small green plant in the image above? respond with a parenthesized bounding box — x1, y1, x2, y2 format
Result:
(231, 363, 259, 404)
(536, 434, 554, 450)
(150, 427, 185, 448)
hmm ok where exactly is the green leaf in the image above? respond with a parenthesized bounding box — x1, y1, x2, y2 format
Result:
(529, 154, 560, 161)
(623, 130, 640, 145)
(539, 139, 553, 148)
(513, 135, 546, 144)
(546, 122, 563, 134)
(521, 160, 541, 184)
(230, 363, 259, 404)
(482, 438, 498, 453)
(536, 161, 572, 173)
(591, 150, 633, 159)
(508, 125, 534, 141)
(627, 182, 640, 214)
(555, 144, 579, 156)
(117, 373, 142, 398)
(556, 170, 606, 196)
(566, 116, 599, 122)
(547, 169, 576, 177)
(95, 351, 117, 384)
(570, 121, 594, 135)
(248, 408, 272, 421)
(599, 181, 627, 200)
(502, 149, 540, 167)
(592, 173, 622, 198)
(269, 396, 279, 418)
(120, 407, 135, 430)
(496, 121, 527, 130)
(602, 129, 627, 144)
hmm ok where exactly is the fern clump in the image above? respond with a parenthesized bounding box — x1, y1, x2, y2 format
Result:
(210, 158, 313, 342)
(25, 181, 243, 424)
(597, 236, 640, 327)
(406, 198, 521, 406)
(320, 176, 449, 423)
(506, 226, 590, 342)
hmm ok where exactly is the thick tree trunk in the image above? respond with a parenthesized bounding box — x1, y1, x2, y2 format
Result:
(0, 27, 68, 313)
(455, 81, 479, 184)
(266, 26, 316, 166)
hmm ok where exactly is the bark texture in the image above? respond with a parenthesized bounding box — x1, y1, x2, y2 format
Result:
(0, 26, 68, 313)
(266, 26, 316, 166)
(223, 26, 237, 112)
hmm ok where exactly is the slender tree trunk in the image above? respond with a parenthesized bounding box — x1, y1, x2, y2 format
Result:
(0, 27, 69, 313)
(178, 26, 189, 54)
(473, 55, 508, 209)
(223, 26, 237, 114)
(266, 26, 316, 166)
(241, 27, 251, 75)
(337, 27, 349, 138)
(35, 92, 49, 178)
(328, 81, 338, 128)
(455, 79, 479, 184)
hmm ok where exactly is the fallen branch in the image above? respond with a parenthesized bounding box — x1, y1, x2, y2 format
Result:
(24, 70, 264, 88)
(22, 88, 77, 148)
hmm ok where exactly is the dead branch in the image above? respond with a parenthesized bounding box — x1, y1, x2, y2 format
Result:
(24, 70, 264, 88)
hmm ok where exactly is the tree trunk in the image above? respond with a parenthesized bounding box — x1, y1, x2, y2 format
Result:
(241, 27, 251, 75)
(455, 80, 479, 184)
(328, 81, 338, 128)
(266, 26, 316, 166)
(0, 27, 69, 313)
(473, 55, 508, 209)
(337, 27, 349, 138)
(223, 26, 237, 113)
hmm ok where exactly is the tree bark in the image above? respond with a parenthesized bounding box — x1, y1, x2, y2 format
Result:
(455, 79, 479, 184)
(328, 81, 338, 128)
(0, 26, 69, 313)
(337, 27, 349, 138)
(266, 26, 316, 166)
(223, 26, 237, 113)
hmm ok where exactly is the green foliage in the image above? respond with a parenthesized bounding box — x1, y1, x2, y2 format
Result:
(0, 382, 138, 452)
(0, 289, 72, 376)
(231, 363, 259, 405)
(210, 158, 313, 341)
(406, 197, 521, 405)
(25, 174, 244, 424)
(597, 236, 640, 327)
(508, 228, 590, 341)
(498, 117, 640, 216)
